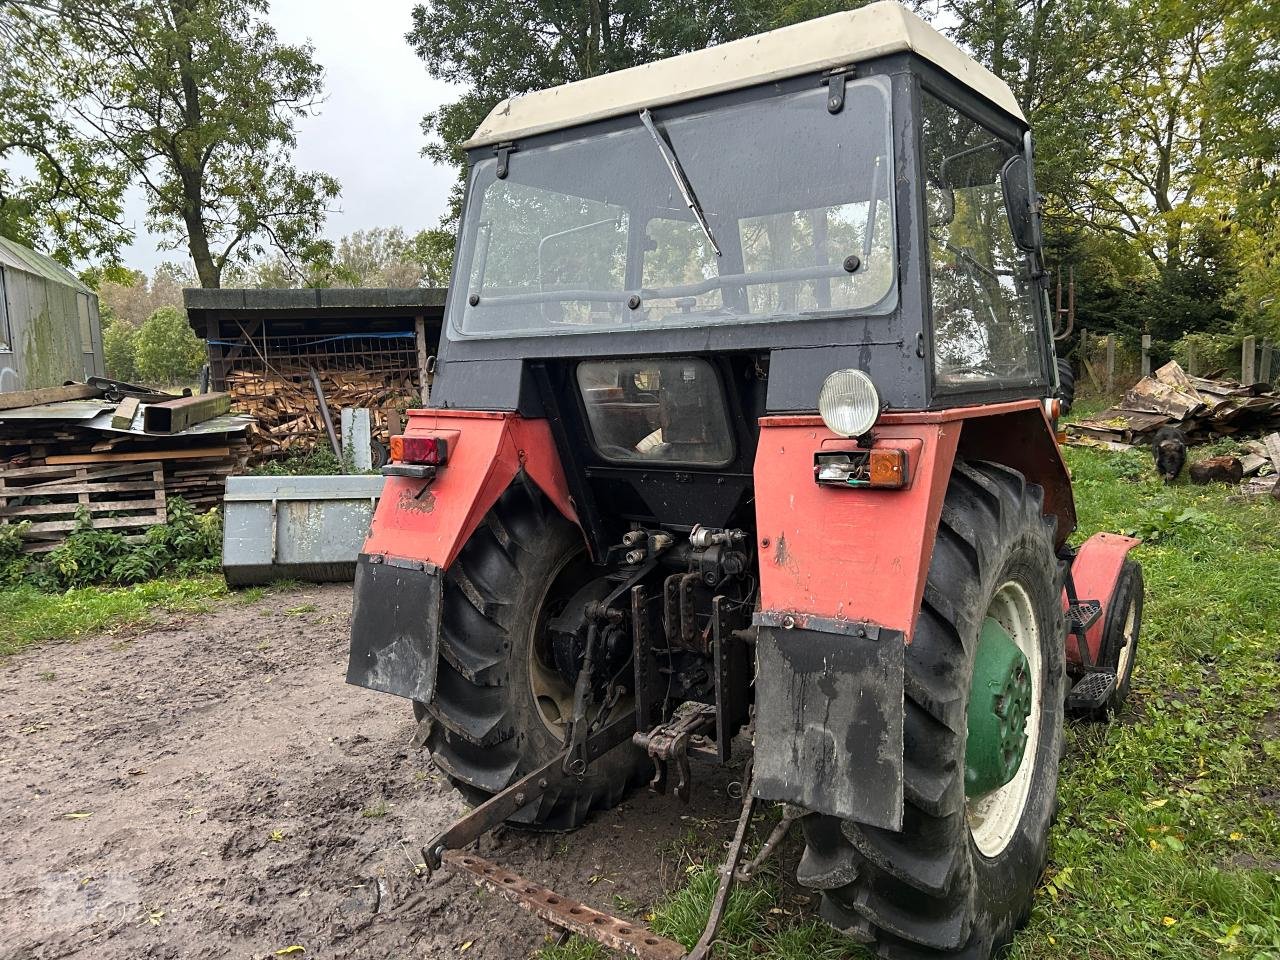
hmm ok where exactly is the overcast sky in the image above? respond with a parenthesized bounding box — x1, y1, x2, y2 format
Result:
(119, 0, 460, 273)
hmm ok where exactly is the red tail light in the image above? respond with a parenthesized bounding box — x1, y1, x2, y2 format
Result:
(391, 435, 448, 465)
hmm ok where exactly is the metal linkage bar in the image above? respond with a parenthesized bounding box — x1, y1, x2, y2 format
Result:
(444, 850, 686, 960)
(422, 713, 635, 871)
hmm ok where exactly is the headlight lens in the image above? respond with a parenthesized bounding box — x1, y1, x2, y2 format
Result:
(818, 369, 881, 437)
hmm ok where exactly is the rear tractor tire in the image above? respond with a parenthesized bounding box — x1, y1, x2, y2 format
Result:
(796, 461, 1066, 958)
(414, 484, 647, 830)
(1055, 357, 1076, 414)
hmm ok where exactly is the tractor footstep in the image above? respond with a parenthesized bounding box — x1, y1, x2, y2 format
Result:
(1065, 671, 1116, 715)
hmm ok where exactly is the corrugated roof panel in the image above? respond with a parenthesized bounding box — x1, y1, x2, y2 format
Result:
(0, 236, 94, 294)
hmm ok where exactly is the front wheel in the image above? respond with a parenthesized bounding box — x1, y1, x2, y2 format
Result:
(797, 460, 1066, 957)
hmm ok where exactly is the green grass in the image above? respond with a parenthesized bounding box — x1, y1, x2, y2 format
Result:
(540, 446, 1280, 960)
(0, 575, 227, 657)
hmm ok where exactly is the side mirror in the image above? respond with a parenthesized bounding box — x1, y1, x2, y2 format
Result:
(1000, 154, 1038, 252)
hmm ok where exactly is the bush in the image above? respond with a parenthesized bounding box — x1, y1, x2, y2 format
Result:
(134, 306, 205, 386)
(102, 320, 139, 382)
(37, 498, 222, 591)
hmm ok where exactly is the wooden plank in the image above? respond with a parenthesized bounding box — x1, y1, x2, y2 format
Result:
(415, 316, 431, 404)
(19, 513, 165, 535)
(1, 498, 166, 518)
(2, 462, 162, 485)
(0, 479, 161, 497)
(111, 396, 141, 430)
(0, 383, 99, 411)
(45, 447, 231, 465)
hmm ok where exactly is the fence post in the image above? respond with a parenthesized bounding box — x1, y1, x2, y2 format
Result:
(1106, 334, 1116, 393)
(1187, 341, 1198, 376)
(1260, 340, 1273, 385)
(1141, 335, 1152, 377)
(1243, 335, 1257, 383)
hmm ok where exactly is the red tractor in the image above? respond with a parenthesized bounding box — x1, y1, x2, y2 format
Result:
(347, 3, 1143, 956)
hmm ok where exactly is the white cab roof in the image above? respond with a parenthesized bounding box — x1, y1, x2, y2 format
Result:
(464, 1, 1024, 149)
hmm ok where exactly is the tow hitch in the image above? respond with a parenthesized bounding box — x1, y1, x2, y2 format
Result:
(422, 714, 787, 959)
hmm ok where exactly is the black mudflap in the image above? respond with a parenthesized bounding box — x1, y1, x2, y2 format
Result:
(751, 614, 905, 831)
(346, 553, 442, 703)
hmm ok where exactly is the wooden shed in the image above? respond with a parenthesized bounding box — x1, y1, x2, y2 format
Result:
(0, 236, 104, 393)
(183, 287, 445, 460)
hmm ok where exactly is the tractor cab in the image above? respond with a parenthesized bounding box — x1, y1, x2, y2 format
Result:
(347, 5, 1140, 959)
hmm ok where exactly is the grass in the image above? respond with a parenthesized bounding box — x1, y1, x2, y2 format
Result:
(0, 575, 228, 657)
(540, 445, 1280, 960)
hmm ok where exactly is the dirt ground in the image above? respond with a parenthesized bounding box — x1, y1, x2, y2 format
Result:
(0, 584, 748, 960)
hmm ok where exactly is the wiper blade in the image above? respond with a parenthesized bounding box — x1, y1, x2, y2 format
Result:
(639, 108, 721, 257)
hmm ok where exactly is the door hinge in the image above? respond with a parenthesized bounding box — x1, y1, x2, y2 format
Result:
(824, 67, 855, 114)
(495, 142, 515, 179)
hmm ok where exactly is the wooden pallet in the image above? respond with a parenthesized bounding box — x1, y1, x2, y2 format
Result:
(0, 461, 167, 553)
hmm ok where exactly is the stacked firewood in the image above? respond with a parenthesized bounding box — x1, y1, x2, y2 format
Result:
(225, 369, 420, 459)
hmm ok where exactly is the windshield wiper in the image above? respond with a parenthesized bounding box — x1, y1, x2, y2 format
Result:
(639, 108, 721, 257)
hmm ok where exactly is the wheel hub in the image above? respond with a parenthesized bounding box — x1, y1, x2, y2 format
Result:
(965, 616, 1032, 797)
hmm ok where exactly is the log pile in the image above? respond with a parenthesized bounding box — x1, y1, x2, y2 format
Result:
(225, 368, 419, 459)
(1067, 361, 1280, 448)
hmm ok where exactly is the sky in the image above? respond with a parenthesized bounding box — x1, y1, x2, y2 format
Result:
(118, 0, 461, 273)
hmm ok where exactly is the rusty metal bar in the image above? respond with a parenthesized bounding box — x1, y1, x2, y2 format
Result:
(443, 850, 686, 960)
(423, 713, 636, 871)
(141, 392, 232, 433)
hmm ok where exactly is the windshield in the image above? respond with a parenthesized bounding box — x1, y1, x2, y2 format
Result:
(451, 76, 896, 339)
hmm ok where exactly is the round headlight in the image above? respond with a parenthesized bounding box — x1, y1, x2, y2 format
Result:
(818, 369, 881, 437)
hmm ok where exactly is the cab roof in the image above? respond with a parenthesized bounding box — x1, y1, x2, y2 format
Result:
(464, 1, 1024, 149)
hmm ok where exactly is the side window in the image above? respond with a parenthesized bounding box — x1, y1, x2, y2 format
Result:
(641, 218, 722, 320)
(923, 93, 1043, 388)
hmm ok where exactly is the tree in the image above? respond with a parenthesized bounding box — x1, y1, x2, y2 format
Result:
(0, 4, 130, 263)
(134, 306, 205, 385)
(102, 320, 139, 382)
(226, 226, 455, 288)
(9, 0, 340, 286)
(96, 262, 194, 328)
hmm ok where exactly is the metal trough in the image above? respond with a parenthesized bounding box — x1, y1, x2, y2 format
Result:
(222, 475, 384, 585)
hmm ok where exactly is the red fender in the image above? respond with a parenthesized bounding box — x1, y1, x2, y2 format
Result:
(1065, 531, 1141, 667)
(753, 399, 1075, 642)
(362, 410, 577, 569)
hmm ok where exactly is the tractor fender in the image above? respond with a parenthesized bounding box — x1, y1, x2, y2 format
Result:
(1066, 532, 1141, 667)
(347, 410, 576, 705)
(752, 399, 1073, 640)
(750, 399, 1073, 827)
(362, 410, 578, 569)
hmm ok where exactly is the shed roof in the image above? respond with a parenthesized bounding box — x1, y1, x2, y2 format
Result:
(0, 235, 94, 294)
(465, 0, 1024, 149)
(183, 287, 446, 314)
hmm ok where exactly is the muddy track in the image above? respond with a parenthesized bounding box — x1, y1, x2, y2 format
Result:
(0, 585, 746, 960)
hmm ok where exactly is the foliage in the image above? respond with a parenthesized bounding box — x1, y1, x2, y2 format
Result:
(6, 0, 340, 285)
(249, 444, 358, 476)
(96, 262, 191, 328)
(0, 3, 131, 264)
(102, 319, 139, 382)
(133, 306, 206, 385)
(225, 226, 455, 288)
(30, 498, 221, 592)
